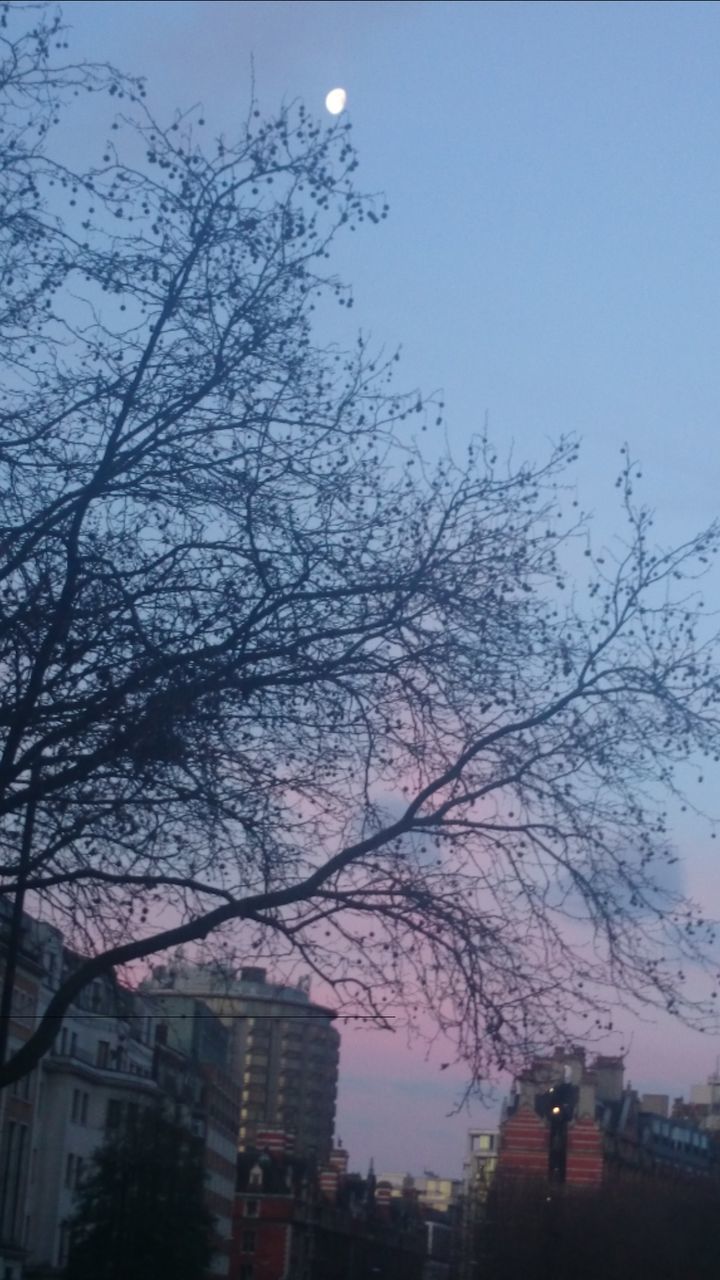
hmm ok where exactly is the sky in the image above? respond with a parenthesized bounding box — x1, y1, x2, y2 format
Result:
(58, 0, 720, 1175)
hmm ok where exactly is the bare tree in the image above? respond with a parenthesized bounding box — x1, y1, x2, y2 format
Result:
(2, 5, 720, 1089)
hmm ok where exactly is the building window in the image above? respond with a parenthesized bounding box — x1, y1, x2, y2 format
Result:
(245, 1200, 259, 1217)
(57, 1222, 70, 1269)
(242, 1231, 256, 1253)
(60, 1028, 68, 1055)
(240, 1266, 254, 1280)
(106, 1099, 123, 1129)
(72, 1090, 89, 1124)
(97, 1040, 110, 1068)
(65, 1154, 75, 1189)
(12, 1071, 31, 1101)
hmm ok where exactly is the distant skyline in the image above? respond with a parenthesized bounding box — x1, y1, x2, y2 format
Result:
(60, 0, 720, 1175)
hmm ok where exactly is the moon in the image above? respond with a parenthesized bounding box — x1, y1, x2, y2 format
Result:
(325, 88, 347, 116)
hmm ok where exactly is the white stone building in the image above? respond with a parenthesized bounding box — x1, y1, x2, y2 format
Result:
(25, 930, 158, 1273)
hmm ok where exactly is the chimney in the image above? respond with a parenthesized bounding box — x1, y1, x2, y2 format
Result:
(593, 1055, 624, 1103)
(329, 1146, 349, 1176)
(319, 1168, 339, 1201)
(240, 967, 267, 984)
(578, 1073, 597, 1119)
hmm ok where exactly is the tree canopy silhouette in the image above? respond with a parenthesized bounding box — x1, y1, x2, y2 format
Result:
(2, 4, 720, 1089)
(66, 1106, 214, 1280)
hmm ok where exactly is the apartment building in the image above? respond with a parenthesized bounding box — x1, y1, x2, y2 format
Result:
(144, 963, 340, 1162)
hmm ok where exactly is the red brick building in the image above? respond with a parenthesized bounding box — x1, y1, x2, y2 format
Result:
(496, 1047, 613, 1190)
(231, 1129, 425, 1280)
(496, 1045, 718, 1192)
(486, 1048, 720, 1278)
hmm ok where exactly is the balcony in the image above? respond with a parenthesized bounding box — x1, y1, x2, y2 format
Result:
(45, 1046, 156, 1091)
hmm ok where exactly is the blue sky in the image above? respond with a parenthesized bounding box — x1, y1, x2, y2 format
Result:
(64, 0, 720, 530)
(60, 0, 720, 1174)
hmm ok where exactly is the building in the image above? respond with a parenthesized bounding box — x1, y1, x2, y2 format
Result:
(0, 901, 44, 1280)
(0, 907, 241, 1279)
(495, 1045, 719, 1189)
(231, 1130, 426, 1280)
(367, 1170, 461, 1280)
(455, 1130, 499, 1280)
(151, 994, 240, 1276)
(24, 933, 159, 1276)
(0, 915, 340, 1278)
(143, 962, 340, 1162)
(682, 1069, 720, 1132)
(374, 1171, 461, 1216)
(497, 1046, 608, 1189)
(422, 1215, 453, 1280)
(479, 1050, 720, 1278)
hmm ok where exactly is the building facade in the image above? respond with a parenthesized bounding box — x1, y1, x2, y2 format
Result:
(0, 914, 342, 1278)
(232, 1130, 426, 1280)
(1, 910, 242, 1279)
(482, 1049, 720, 1279)
(151, 995, 240, 1276)
(24, 929, 159, 1276)
(0, 902, 44, 1280)
(144, 963, 340, 1162)
(494, 1045, 720, 1191)
(374, 1171, 461, 1216)
(497, 1046, 610, 1190)
(455, 1130, 499, 1280)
